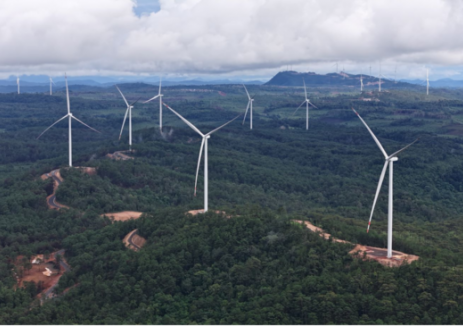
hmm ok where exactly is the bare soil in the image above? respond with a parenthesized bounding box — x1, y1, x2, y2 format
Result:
(294, 219, 419, 267)
(106, 151, 134, 161)
(187, 209, 226, 216)
(293, 220, 351, 244)
(349, 244, 419, 267)
(14, 250, 70, 299)
(131, 234, 147, 248)
(123, 229, 146, 252)
(102, 211, 143, 222)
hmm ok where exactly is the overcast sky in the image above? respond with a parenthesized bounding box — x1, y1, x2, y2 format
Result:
(1, 0, 463, 80)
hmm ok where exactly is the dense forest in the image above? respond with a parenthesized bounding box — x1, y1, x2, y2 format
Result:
(1, 83, 463, 323)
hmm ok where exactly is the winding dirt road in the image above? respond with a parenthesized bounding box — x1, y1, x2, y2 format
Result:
(42, 169, 68, 210)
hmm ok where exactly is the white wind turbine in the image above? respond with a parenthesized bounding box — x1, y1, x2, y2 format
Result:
(17, 77, 20, 94)
(242, 85, 254, 129)
(37, 74, 100, 167)
(163, 102, 240, 212)
(378, 64, 382, 92)
(426, 68, 429, 96)
(352, 108, 418, 258)
(116, 86, 140, 151)
(143, 77, 163, 129)
(49, 77, 55, 95)
(293, 79, 318, 130)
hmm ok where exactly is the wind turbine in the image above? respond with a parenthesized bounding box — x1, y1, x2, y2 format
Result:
(163, 102, 240, 212)
(360, 75, 364, 92)
(37, 74, 100, 167)
(293, 79, 318, 130)
(378, 63, 382, 92)
(242, 85, 254, 130)
(143, 77, 163, 130)
(352, 108, 418, 258)
(17, 77, 20, 94)
(49, 77, 55, 95)
(426, 68, 429, 95)
(116, 86, 140, 151)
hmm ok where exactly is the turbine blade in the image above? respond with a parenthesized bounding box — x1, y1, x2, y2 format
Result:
(303, 78, 308, 100)
(293, 101, 305, 115)
(143, 94, 160, 104)
(308, 101, 319, 109)
(352, 108, 388, 159)
(206, 114, 241, 136)
(115, 85, 129, 108)
(119, 107, 129, 140)
(158, 77, 162, 95)
(129, 97, 141, 107)
(387, 139, 419, 160)
(242, 101, 250, 124)
(37, 114, 69, 139)
(162, 102, 204, 136)
(243, 84, 251, 100)
(71, 116, 101, 133)
(367, 160, 389, 233)
(65, 74, 70, 114)
(194, 138, 205, 196)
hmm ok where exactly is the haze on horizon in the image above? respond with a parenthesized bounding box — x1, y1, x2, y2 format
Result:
(2, 0, 463, 80)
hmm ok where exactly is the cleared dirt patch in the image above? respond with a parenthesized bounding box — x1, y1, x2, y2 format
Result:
(294, 220, 419, 267)
(187, 209, 226, 216)
(349, 244, 419, 267)
(102, 211, 143, 222)
(14, 250, 71, 301)
(106, 151, 134, 161)
(123, 229, 146, 252)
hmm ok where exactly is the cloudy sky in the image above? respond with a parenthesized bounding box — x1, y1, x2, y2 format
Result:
(1, 0, 463, 80)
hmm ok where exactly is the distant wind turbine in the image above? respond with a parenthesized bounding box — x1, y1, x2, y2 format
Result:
(37, 74, 100, 167)
(49, 77, 55, 95)
(116, 86, 140, 151)
(143, 77, 163, 130)
(352, 107, 418, 258)
(163, 102, 240, 212)
(426, 68, 429, 96)
(293, 79, 318, 130)
(378, 63, 382, 92)
(360, 75, 364, 92)
(242, 85, 254, 130)
(17, 77, 20, 94)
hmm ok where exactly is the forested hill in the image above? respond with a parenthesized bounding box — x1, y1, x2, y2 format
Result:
(264, 71, 417, 89)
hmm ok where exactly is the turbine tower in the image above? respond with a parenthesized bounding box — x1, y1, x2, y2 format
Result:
(378, 64, 382, 92)
(37, 74, 100, 167)
(49, 77, 55, 95)
(242, 85, 254, 130)
(293, 79, 318, 130)
(17, 77, 20, 94)
(426, 68, 429, 96)
(352, 108, 418, 258)
(116, 86, 140, 151)
(163, 103, 240, 212)
(143, 77, 163, 130)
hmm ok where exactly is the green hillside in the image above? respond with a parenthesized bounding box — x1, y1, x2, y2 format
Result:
(0, 83, 463, 323)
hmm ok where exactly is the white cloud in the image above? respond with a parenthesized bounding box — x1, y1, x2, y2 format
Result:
(1, 0, 463, 79)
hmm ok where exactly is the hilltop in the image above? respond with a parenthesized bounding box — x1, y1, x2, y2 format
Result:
(264, 70, 418, 90)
